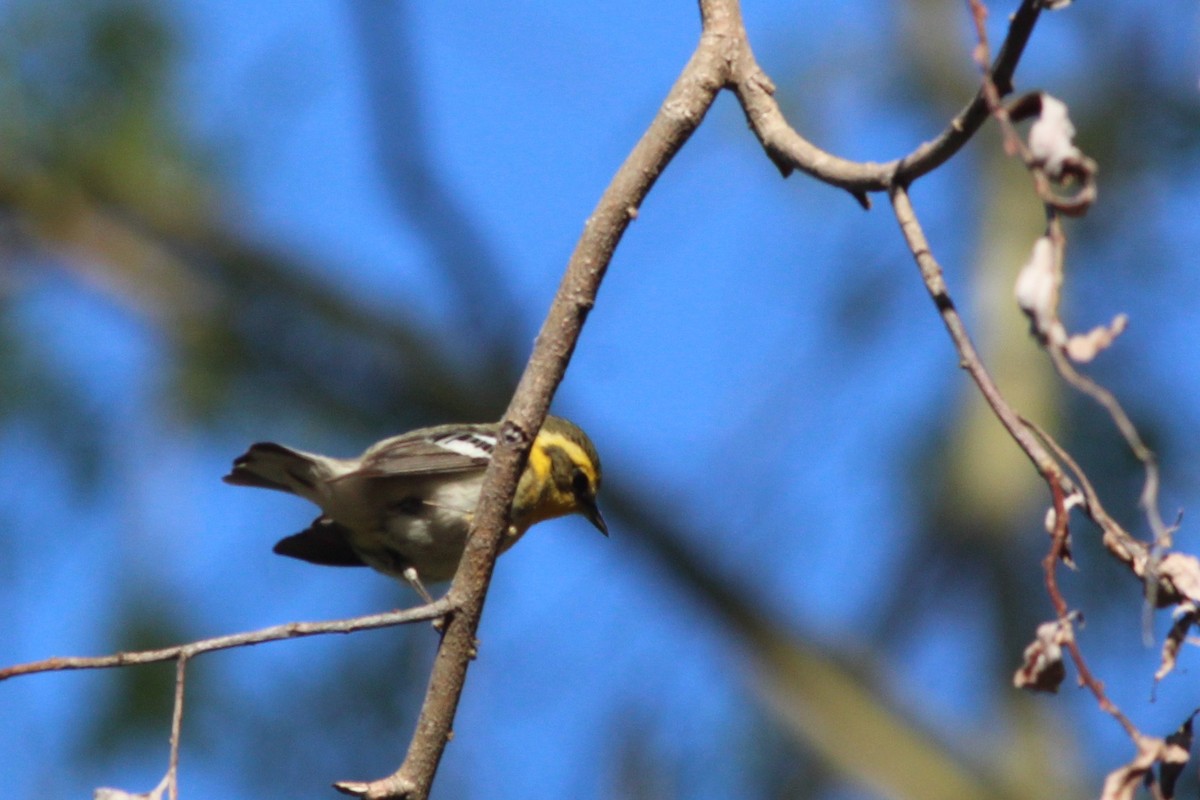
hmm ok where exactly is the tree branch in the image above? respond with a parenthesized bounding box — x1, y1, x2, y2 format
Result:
(727, 0, 1046, 202)
(890, 174, 1200, 783)
(889, 184, 1062, 478)
(0, 601, 450, 681)
(331, 7, 733, 800)
(887, 184, 1177, 594)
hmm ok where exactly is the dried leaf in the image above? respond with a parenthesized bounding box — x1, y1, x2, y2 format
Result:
(1157, 553, 1200, 606)
(1156, 603, 1198, 683)
(1159, 712, 1196, 800)
(1014, 236, 1065, 344)
(94, 778, 167, 800)
(1013, 617, 1074, 692)
(1065, 314, 1128, 363)
(1100, 736, 1163, 800)
(1028, 95, 1083, 179)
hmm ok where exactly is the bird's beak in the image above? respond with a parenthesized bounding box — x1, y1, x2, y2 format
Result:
(581, 499, 608, 537)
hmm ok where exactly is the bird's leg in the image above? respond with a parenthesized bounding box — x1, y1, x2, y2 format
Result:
(402, 567, 449, 634)
(402, 567, 435, 605)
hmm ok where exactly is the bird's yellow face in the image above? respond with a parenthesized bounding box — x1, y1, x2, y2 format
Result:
(512, 421, 606, 535)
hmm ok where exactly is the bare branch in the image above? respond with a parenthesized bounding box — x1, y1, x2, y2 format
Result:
(330, 7, 734, 800)
(726, 0, 1047, 200)
(0, 600, 450, 681)
(1039, 473, 1140, 738)
(1047, 346, 1172, 548)
(890, 185, 1160, 609)
(889, 184, 1063, 481)
(166, 657, 187, 800)
(893, 141, 1183, 763)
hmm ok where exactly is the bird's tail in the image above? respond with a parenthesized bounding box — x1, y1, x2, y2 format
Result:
(223, 443, 335, 501)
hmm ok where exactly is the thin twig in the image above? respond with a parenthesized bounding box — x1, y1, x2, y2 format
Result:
(1046, 347, 1170, 547)
(1042, 469, 1072, 619)
(1020, 415, 1126, 544)
(966, 0, 1021, 156)
(0, 600, 451, 681)
(167, 656, 187, 800)
(1047, 341, 1173, 633)
(1019, 417, 1182, 612)
(1041, 467, 1141, 739)
(888, 184, 1063, 479)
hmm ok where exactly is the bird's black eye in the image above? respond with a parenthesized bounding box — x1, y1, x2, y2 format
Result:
(571, 468, 591, 497)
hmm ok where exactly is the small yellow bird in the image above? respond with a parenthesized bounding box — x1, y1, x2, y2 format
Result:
(224, 416, 606, 601)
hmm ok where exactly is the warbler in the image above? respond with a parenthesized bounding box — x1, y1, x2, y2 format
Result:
(224, 416, 606, 601)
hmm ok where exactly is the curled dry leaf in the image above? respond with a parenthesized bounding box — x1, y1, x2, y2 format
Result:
(1018, 92, 1098, 215)
(1156, 602, 1198, 683)
(1100, 721, 1196, 800)
(1014, 236, 1066, 345)
(1013, 616, 1075, 693)
(1065, 314, 1129, 363)
(1028, 95, 1082, 179)
(1155, 552, 1200, 607)
(1159, 712, 1197, 800)
(1100, 735, 1165, 800)
(1014, 234, 1127, 361)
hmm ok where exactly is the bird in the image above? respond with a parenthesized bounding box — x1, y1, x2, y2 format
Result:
(223, 416, 606, 602)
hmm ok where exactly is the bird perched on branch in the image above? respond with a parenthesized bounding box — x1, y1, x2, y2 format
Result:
(224, 416, 606, 602)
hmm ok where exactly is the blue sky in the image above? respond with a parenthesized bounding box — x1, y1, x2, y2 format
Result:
(3, 1, 1200, 798)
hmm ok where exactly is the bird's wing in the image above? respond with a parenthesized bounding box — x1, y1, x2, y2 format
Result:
(346, 427, 497, 479)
